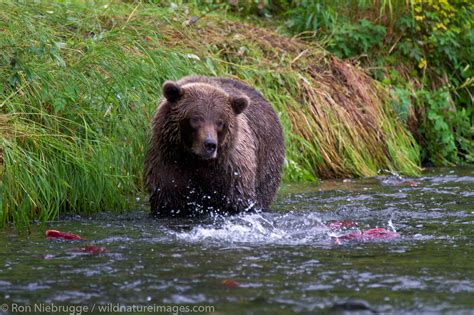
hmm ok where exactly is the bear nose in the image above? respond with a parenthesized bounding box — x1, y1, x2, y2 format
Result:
(203, 139, 217, 154)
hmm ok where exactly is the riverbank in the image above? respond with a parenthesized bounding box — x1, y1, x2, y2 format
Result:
(1, 1, 420, 227)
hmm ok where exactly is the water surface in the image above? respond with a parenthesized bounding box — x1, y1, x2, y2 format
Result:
(1, 167, 473, 314)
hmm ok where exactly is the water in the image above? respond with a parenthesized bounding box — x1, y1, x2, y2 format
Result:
(1, 167, 473, 314)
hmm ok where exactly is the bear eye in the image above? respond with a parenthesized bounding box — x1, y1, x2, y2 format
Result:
(189, 117, 202, 127)
(216, 120, 225, 131)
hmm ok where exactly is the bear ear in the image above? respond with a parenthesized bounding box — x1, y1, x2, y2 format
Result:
(163, 81, 184, 102)
(230, 95, 249, 115)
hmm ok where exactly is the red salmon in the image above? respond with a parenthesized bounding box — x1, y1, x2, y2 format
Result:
(45, 230, 82, 241)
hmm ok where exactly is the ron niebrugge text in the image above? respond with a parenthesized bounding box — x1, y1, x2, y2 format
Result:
(6, 303, 215, 314)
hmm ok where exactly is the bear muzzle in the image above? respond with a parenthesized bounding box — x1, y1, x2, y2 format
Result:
(204, 139, 217, 154)
(192, 124, 219, 160)
(200, 138, 217, 159)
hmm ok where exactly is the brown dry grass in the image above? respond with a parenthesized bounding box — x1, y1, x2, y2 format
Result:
(161, 17, 420, 178)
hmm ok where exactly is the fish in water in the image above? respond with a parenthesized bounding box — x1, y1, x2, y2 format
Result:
(45, 230, 82, 241)
(332, 227, 400, 245)
(71, 244, 107, 254)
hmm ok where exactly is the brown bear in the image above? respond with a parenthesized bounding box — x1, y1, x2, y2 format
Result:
(144, 76, 285, 216)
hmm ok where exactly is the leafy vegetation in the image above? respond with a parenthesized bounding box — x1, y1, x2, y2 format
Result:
(278, 0, 473, 165)
(1, 1, 423, 227)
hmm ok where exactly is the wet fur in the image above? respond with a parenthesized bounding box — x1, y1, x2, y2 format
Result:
(144, 76, 285, 216)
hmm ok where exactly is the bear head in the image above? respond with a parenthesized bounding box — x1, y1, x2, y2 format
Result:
(161, 80, 249, 160)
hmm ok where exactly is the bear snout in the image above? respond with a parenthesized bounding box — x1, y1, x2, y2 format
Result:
(192, 124, 218, 160)
(198, 137, 218, 159)
(204, 139, 217, 154)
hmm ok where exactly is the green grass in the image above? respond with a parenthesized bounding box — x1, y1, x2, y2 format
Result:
(0, 1, 420, 228)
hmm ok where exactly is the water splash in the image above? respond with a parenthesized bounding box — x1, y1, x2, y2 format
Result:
(388, 218, 397, 233)
(168, 212, 329, 246)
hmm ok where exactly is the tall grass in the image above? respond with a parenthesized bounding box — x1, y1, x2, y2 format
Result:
(0, 1, 420, 228)
(0, 2, 208, 227)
